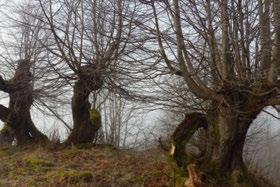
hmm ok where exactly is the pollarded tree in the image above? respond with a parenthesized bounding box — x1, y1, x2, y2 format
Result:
(38, 0, 141, 145)
(142, 0, 280, 185)
(0, 0, 70, 145)
(0, 1, 57, 145)
(0, 59, 49, 145)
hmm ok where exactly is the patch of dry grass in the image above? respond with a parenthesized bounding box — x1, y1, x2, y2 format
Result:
(0, 145, 169, 187)
(0, 145, 278, 187)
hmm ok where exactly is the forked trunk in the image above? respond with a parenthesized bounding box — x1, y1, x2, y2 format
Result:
(171, 105, 261, 186)
(171, 113, 207, 171)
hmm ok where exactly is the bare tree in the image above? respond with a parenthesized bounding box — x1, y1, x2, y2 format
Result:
(93, 91, 142, 148)
(37, 0, 141, 145)
(0, 1, 58, 145)
(0, 59, 49, 145)
(140, 0, 280, 185)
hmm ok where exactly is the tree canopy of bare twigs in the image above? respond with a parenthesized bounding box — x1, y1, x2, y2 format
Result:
(138, 0, 280, 185)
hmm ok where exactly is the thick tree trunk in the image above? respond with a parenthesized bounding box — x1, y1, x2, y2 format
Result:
(201, 107, 256, 186)
(171, 112, 207, 171)
(65, 78, 102, 145)
(8, 107, 48, 145)
(171, 104, 262, 186)
(0, 123, 14, 146)
(7, 60, 49, 145)
(0, 60, 48, 145)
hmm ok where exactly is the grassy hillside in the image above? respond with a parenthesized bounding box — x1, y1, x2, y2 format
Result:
(0, 145, 277, 187)
(0, 145, 169, 187)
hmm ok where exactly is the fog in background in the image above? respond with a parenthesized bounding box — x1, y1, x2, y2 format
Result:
(0, 0, 280, 185)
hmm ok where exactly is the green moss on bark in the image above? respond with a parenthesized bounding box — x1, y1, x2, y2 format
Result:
(89, 109, 101, 125)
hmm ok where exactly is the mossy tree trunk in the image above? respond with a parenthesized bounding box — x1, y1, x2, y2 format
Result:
(65, 68, 102, 145)
(0, 123, 14, 146)
(201, 107, 256, 185)
(171, 92, 267, 186)
(171, 112, 207, 171)
(0, 59, 48, 145)
(9, 89, 48, 145)
(9, 60, 48, 145)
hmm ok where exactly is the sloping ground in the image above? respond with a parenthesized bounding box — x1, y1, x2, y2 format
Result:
(0, 145, 277, 187)
(0, 145, 169, 187)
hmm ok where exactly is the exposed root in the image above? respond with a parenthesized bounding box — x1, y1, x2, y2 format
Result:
(184, 164, 203, 187)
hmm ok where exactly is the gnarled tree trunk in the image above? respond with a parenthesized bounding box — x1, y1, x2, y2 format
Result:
(201, 107, 256, 186)
(8, 60, 48, 145)
(0, 123, 14, 146)
(65, 66, 103, 145)
(0, 59, 48, 145)
(9, 91, 48, 145)
(171, 92, 266, 186)
(171, 112, 207, 172)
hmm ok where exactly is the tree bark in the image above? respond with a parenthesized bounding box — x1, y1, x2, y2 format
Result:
(0, 123, 14, 146)
(171, 112, 207, 172)
(171, 92, 265, 186)
(65, 68, 102, 145)
(201, 106, 255, 185)
(7, 60, 49, 145)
